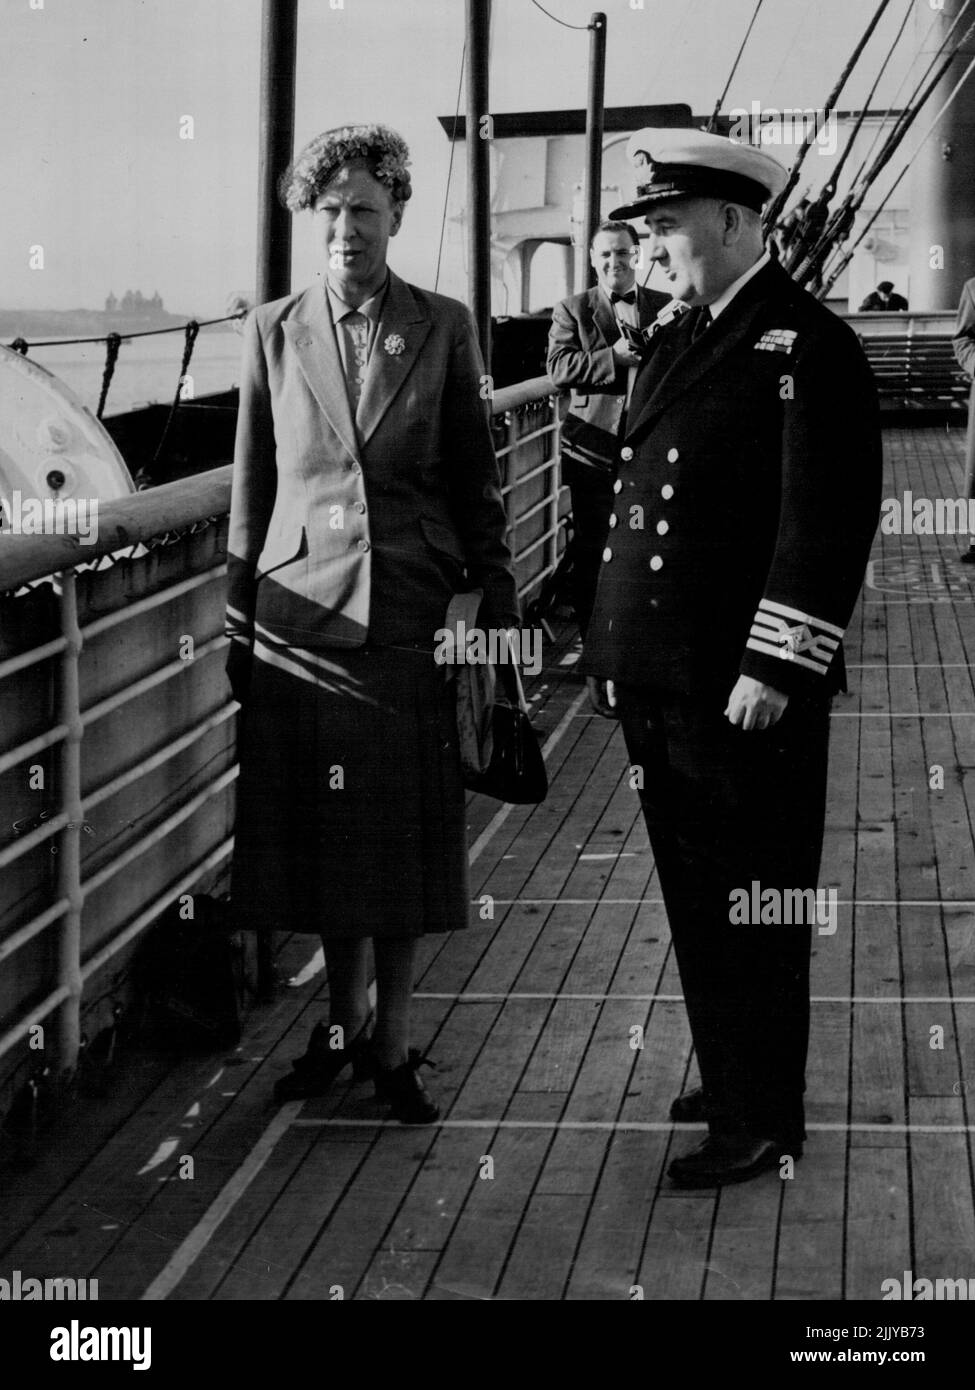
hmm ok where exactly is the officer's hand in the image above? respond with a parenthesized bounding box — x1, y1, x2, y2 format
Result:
(724, 675, 788, 731)
(612, 336, 641, 366)
(587, 676, 619, 718)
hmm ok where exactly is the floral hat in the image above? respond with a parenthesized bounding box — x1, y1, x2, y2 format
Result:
(280, 124, 412, 213)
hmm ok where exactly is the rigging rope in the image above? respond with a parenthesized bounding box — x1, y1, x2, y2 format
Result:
(784, 3, 975, 288)
(706, 0, 765, 133)
(148, 320, 201, 474)
(847, 0, 929, 189)
(528, 0, 591, 31)
(6, 309, 246, 354)
(96, 333, 122, 420)
(763, 0, 894, 231)
(435, 40, 466, 293)
(818, 49, 975, 300)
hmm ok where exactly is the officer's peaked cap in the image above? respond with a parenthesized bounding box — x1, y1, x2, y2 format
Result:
(610, 127, 788, 219)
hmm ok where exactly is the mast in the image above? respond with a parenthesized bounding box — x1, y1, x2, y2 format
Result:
(256, 0, 298, 305)
(583, 13, 607, 289)
(466, 0, 492, 361)
(908, 0, 975, 309)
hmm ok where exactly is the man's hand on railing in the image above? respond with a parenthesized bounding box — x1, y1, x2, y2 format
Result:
(587, 676, 618, 719)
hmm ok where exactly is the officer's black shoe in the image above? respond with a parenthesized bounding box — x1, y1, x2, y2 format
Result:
(273, 1017, 374, 1102)
(373, 1050, 440, 1125)
(669, 1086, 708, 1123)
(667, 1133, 802, 1189)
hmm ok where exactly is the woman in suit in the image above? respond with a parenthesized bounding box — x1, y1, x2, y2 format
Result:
(226, 125, 519, 1121)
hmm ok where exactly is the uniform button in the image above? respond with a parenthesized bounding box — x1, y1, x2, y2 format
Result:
(613, 479, 623, 495)
(649, 555, 664, 571)
(354, 501, 366, 514)
(608, 513, 618, 529)
(656, 519, 669, 535)
(667, 448, 679, 462)
(350, 462, 362, 474)
(357, 539, 370, 553)
(602, 547, 613, 562)
(661, 484, 674, 500)
(620, 446, 634, 462)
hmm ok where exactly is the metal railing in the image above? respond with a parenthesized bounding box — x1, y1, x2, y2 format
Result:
(0, 376, 565, 1088)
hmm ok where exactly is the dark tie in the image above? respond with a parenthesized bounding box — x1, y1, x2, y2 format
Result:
(691, 305, 713, 340)
(611, 290, 637, 305)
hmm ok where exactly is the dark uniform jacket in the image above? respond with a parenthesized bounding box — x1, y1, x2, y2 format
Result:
(581, 260, 882, 698)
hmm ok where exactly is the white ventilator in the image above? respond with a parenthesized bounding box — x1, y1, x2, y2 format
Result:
(0, 343, 135, 513)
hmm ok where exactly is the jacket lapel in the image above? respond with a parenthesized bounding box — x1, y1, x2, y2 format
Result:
(356, 270, 431, 444)
(590, 286, 618, 348)
(283, 287, 360, 462)
(625, 262, 779, 440)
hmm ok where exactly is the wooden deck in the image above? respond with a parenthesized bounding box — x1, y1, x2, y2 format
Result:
(2, 424, 974, 1303)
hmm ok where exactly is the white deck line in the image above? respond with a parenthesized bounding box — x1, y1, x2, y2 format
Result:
(290, 1118, 975, 1135)
(412, 991, 975, 1005)
(467, 898, 975, 908)
(141, 1100, 302, 1301)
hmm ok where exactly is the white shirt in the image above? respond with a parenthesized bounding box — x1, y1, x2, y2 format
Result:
(708, 249, 771, 321)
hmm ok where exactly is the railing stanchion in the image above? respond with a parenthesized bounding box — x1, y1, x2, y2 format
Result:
(56, 570, 84, 1074)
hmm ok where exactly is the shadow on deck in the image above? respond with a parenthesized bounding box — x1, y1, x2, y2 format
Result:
(1, 425, 974, 1302)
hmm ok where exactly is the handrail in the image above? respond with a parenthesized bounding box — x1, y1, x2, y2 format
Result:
(0, 377, 560, 594)
(0, 372, 566, 1081)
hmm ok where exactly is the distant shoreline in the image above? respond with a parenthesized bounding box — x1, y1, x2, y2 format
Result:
(0, 309, 235, 342)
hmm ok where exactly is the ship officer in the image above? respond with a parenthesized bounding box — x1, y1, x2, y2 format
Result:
(582, 128, 882, 1186)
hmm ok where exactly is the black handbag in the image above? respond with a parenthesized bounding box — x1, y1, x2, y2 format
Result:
(462, 655, 548, 806)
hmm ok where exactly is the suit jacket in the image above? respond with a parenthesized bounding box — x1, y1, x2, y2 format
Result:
(225, 271, 518, 667)
(581, 260, 882, 698)
(546, 283, 671, 441)
(952, 276, 975, 378)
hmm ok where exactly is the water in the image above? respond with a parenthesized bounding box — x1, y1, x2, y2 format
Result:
(24, 328, 245, 419)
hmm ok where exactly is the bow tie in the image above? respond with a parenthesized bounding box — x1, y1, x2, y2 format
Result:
(611, 290, 637, 305)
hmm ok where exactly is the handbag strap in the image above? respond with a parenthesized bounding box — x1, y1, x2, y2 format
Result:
(495, 629, 529, 713)
(444, 592, 528, 713)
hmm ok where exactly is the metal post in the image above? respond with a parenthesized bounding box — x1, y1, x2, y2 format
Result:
(963, 379, 975, 561)
(466, 0, 492, 364)
(256, 0, 299, 306)
(56, 571, 84, 1074)
(583, 13, 607, 290)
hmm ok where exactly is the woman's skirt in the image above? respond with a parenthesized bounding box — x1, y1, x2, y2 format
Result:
(230, 640, 469, 940)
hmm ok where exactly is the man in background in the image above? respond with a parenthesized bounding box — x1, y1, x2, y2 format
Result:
(859, 280, 908, 311)
(546, 221, 669, 635)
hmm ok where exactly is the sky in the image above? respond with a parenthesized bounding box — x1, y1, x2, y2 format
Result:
(1, 0, 928, 317)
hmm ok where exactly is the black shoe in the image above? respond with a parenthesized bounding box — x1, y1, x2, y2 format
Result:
(373, 1049, 440, 1125)
(667, 1133, 802, 1189)
(669, 1086, 708, 1123)
(273, 1016, 374, 1102)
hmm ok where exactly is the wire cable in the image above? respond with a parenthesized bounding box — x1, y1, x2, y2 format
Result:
(529, 0, 591, 31)
(706, 0, 765, 132)
(435, 41, 466, 292)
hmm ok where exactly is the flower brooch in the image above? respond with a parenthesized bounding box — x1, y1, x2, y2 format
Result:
(383, 333, 406, 356)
